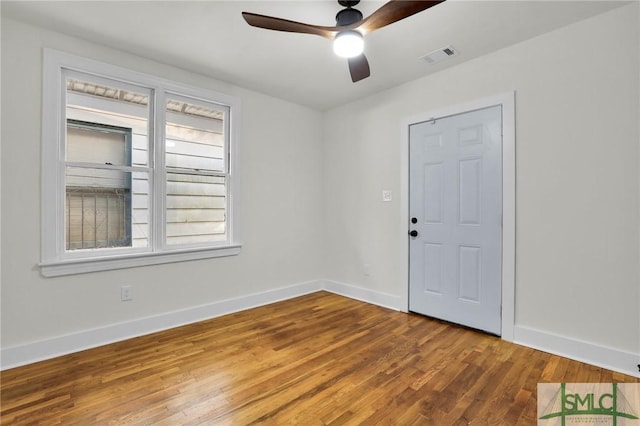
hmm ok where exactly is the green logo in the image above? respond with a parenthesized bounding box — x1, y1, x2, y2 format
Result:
(538, 383, 639, 426)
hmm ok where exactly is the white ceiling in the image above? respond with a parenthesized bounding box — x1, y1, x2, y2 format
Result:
(1, 0, 629, 110)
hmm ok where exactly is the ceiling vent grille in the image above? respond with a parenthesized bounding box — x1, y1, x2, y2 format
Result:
(420, 45, 459, 65)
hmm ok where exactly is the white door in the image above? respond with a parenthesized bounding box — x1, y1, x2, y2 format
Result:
(408, 106, 502, 335)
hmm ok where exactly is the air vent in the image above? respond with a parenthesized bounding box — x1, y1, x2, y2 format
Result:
(420, 45, 459, 65)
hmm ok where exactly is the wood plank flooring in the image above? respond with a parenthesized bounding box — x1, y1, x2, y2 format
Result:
(1, 291, 638, 425)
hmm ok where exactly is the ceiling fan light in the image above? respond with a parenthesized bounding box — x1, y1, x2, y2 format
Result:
(333, 31, 364, 58)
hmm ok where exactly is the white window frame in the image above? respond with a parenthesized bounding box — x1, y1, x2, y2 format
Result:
(40, 49, 241, 277)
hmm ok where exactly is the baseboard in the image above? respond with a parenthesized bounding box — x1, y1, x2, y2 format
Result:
(514, 325, 639, 378)
(322, 280, 403, 311)
(4, 282, 637, 378)
(0, 280, 323, 370)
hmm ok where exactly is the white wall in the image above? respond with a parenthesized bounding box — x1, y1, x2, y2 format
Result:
(0, 18, 325, 354)
(2, 4, 639, 376)
(324, 4, 639, 370)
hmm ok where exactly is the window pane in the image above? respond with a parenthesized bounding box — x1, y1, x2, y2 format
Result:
(66, 76, 149, 166)
(65, 168, 150, 250)
(166, 173, 226, 246)
(131, 171, 151, 248)
(67, 121, 130, 166)
(166, 98, 226, 172)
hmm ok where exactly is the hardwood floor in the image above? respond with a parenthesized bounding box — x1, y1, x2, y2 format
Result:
(1, 291, 637, 425)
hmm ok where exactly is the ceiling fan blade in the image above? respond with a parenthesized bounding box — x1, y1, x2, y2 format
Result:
(357, 0, 445, 34)
(242, 12, 338, 39)
(348, 54, 370, 83)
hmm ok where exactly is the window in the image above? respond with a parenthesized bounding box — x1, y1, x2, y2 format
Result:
(41, 49, 240, 276)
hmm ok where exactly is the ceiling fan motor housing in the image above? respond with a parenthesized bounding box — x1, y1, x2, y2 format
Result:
(336, 7, 363, 26)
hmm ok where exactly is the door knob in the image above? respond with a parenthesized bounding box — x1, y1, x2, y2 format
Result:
(411, 217, 418, 224)
(409, 230, 418, 237)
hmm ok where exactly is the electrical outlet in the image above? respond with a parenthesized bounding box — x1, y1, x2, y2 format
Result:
(121, 285, 133, 301)
(364, 264, 371, 276)
(382, 190, 392, 202)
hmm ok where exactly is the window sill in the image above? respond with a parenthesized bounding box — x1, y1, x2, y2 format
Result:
(39, 245, 242, 277)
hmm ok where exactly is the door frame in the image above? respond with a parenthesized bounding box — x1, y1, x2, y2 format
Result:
(400, 92, 515, 341)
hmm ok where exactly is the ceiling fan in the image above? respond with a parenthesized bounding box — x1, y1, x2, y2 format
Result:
(242, 0, 445, 83)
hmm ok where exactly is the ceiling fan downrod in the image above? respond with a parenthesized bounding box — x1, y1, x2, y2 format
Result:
(337, 0, 360, 7)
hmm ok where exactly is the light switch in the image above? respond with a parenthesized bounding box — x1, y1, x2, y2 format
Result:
(382, 190, 392, 202)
